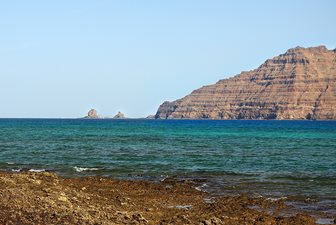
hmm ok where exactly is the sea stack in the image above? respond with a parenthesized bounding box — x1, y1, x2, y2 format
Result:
(155, 46, 336, 120)
(84, 109, 99, 119)
(113, 112, 126, 119)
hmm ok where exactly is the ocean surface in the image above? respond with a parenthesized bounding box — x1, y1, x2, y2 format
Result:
(0, 119, 335, 218)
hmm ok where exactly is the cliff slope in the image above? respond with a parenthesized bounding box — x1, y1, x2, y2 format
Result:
(156, 46, 336, 120)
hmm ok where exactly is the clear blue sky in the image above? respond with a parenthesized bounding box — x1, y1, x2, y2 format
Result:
(0, 0, 335, 118)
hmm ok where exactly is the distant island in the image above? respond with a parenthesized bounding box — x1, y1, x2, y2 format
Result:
(155, 46, 336, 120)
(113, 111, 126, 119)
(83, 109, 100, 119)
(83, 109, 126, 119)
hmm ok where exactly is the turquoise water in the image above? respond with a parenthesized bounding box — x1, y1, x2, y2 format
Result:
(0, 119, 335, 215)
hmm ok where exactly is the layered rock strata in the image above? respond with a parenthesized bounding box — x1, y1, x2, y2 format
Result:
(156, 46, 336, 120)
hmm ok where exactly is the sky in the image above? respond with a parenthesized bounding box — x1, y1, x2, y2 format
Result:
(0, 0, 335, 118)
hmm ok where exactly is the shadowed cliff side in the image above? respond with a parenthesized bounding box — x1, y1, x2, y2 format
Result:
(156, 46, 336, 120)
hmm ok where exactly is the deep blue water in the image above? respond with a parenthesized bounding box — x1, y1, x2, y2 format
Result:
(0, 119, 335, 216)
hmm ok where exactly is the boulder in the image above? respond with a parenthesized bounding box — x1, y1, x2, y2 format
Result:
(84, 109, 99, 119)
(113, 112, 126, 119)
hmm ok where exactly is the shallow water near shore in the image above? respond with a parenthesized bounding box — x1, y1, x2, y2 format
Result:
(0, 119, 335, 218)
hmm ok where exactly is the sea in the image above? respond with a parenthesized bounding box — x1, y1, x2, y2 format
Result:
(0, 119, 335, 220)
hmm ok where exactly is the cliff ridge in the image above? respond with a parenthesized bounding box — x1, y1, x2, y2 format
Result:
(155, 46, 336, 120)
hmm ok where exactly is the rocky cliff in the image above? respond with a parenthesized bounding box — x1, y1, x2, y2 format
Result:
(155, 46, 336, 120)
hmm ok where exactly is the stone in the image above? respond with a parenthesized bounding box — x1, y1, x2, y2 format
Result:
(58, 193, 68, 202)
(113, 112, 126, 119)
(155, 46, 336, 120)
(146, 115, 155, 119)
(84, 109, 99, 119)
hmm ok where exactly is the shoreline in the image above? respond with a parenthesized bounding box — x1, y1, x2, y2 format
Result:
(0, 172, 333, 224)
(1, 118, 336, 121)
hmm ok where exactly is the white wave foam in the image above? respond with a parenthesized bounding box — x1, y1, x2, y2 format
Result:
(29, 169, 46, 172)
(266, 196, 287, 202)
(11, 169, 21, 172)
(316, 218, 334, 225)
(160, 175, 169, 182)
(74, 166, 100, 172)
(169, 205, 192, 210)
(195, 183, 208, 192)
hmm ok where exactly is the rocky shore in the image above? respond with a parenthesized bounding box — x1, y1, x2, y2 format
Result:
(0, 172, 328, 224)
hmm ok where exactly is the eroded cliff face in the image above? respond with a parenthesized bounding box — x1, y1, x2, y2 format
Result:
(156, 46, 336, 120)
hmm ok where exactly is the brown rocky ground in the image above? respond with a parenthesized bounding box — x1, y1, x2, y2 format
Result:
(0, 172, 329, 224)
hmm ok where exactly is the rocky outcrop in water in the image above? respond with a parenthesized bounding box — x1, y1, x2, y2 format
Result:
(156, 46, 336, 120)
(146, 115, 156, 119)
(84, 109, 99, 119)
(113, 111, 126, 119)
